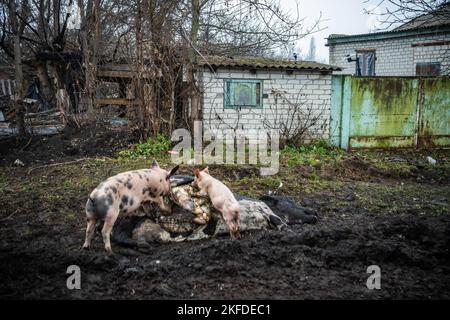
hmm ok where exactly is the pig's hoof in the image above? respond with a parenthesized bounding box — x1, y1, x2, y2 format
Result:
(105, 247, 113, 254)
(82, 244, 90, 250)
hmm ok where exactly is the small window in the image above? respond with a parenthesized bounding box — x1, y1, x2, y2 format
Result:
(356, 50, 376, 76)
(224, 79, 263, 108)
(416, 62, 441, 76)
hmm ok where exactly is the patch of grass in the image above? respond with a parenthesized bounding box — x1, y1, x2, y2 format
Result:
(260, 176, 283, 189)
(281, 140, 345, 166)
(118, 134, 171, 159)
(371, 160, 414, 175)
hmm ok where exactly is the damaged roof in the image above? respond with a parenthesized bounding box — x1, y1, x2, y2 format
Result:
(197, 55, 341, 72)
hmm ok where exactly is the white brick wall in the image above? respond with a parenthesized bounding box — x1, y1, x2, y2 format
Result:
(328, 33, 450, 76)
(199, 67, 332, 142)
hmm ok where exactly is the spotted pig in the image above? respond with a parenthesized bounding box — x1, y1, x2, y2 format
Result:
(82, 160, 179, 252)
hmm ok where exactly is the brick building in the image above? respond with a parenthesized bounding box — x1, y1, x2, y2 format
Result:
(196, 56, 340, 142)
(326, 4, 450, 76)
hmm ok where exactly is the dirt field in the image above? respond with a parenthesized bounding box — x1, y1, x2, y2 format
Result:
(0, 125, 449, 299)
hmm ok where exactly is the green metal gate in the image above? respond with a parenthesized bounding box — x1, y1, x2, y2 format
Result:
(330, 75, 450, 150)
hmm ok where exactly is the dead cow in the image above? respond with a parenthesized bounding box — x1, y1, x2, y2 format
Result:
(82, 160, 179, 253)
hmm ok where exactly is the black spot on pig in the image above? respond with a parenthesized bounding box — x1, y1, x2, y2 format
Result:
(110, 186, 117, 194)
(119, 203, 124, 210)
(86, 197, 95, 213)
(160, 179, 162, 183)
(126, 181, 133, 189)
(138, 174, 143, 179)
(106, 194, 113, 205)
(122, 195, 129, 205)
(116, 178, 123, 184)
(129, 198, 134, 206)
(87, 196, 111, 219)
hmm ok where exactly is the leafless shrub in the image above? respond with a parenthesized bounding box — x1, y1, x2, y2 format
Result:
(262, 87, 328, 147)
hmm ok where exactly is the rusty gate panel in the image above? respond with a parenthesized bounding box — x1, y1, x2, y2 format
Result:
(330, 75, 450, 150)
(418, 77, 450, 148)
(349, 77, 418, 149)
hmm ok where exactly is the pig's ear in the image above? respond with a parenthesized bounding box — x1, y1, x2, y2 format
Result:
(203, 167, 209, 174)
(151, 160, 159, 168)
(167, 165, 179, 178)
(194, 169, 200, 178)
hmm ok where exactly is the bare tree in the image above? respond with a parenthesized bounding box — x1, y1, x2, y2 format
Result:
(364, 0, 449, 30)
(77, 0, 100, 118)
(0, 0, 322, 138)
(305, 36, 316, 61)
(183, 0, 321, 127)
(188, 0, 201, 128)
(8, 0, 26, 135)
(1, 1, 78, 110)
(364, 0, 450, 75)
(196, 0, 321, 56)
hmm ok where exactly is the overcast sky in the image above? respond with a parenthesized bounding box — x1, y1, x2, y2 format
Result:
(284, 0, 390, 62)
(67, 0, 391, 63)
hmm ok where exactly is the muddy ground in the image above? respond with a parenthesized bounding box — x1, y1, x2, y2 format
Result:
(0, 125, 449, 299)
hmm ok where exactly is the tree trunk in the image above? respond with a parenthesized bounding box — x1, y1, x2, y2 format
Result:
(36, 62, 55, 103)
(57, 88, 70, 126)
(79, 28, 94, 114)
(188, 0, 200, 128)
(9, 0, 26, 135)
(135, 0, 146, 140)
(89, 0, 100, 116)
(78, 0, 98, 118)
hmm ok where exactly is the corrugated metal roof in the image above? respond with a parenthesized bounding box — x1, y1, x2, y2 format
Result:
(197, 55, 341, 71)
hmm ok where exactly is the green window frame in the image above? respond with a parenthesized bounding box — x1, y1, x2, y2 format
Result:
(223, 79, 263, 109)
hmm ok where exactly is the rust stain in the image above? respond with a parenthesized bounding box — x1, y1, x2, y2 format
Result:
(332, 76, 449, 149)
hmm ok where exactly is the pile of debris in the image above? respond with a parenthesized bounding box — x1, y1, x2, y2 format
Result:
(0, 97, 63, 135)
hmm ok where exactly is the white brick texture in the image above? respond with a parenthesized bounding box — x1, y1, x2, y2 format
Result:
(328, 33, 450, 76)
(199, 67, 332, 141)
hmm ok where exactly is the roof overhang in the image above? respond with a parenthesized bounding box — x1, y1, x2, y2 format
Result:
(326, 25, 450, 46)
(197, 56, 342, 72)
